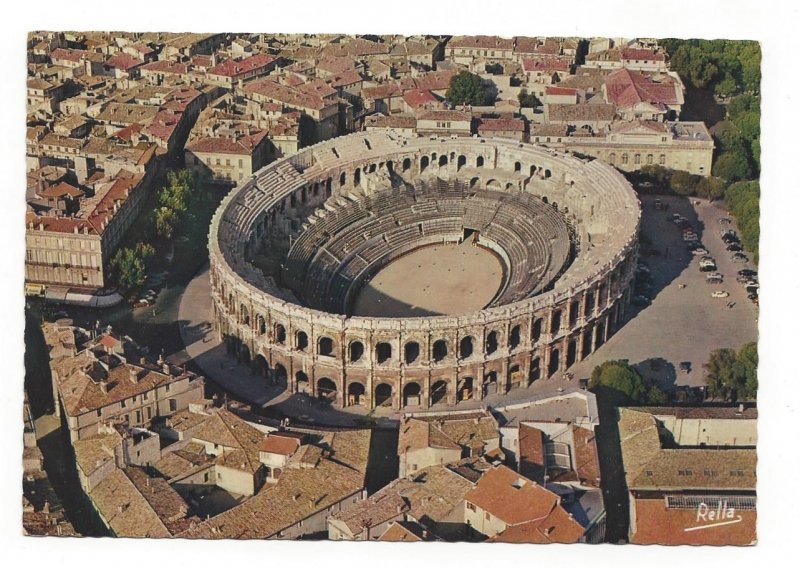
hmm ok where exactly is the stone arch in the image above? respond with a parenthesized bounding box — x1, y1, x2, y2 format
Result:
(550, 310, 562, 334)
(476, 155, 484, 168)
(457, 155, 467, 170)
(509, 364, 523, 389)
(458, 376, 474, 401)
(505, 182, 515, 190)
(296, 330, 309, 352)
(514, 161, 522, 173)
(567, 338, 578, 367)
(295, 371, 310, 393)
(548, 347, 561, 376)
(354, 167, 361, 186)
(459, 336, 474, 359)
(274, 323, 287, 344)
(432, 339, 448, 363)
(318, 336, 334, 357)
(544, 169, 552, 179)
(529, 357, 541, 385)
(404, 341, 420, 364)
(486, 179, 501, 190)
(438, 155, 448, 167)
(347, 382, 365, 406)
(403, 382, 422, 407)
(254, 354, 269, 377)
(368, 163, 377, 174)
(529, 164, 537, 176)
(509, 325, 521, 350)
(317, 377, 337, 401)
(402, 157, 411, 172)
(257, 315, 266, 335)
(470, 176, 480, 188)
(375, 383, 393, 407)
(532, 318, 543, 342)
(274, 364, 288, 387)
(420, 155, 429, 172)
(430, 380, 448, 406)
(349, 340, 364, 362)
(376, 342, 392, 364)
(486, 330, 499, 355)
(484, 370, 499, 396)
(339, 171, 346, 186)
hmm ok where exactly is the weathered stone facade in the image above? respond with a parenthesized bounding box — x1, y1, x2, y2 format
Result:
(209, 132, 640, 411)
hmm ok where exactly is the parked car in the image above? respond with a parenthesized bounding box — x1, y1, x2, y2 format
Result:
(691, 247, 709, 256)
(726, 243, 743, 252)
(731, 253, 749, 263)
(718, 217, 732, 225)
(711, 290, 730, 298)
(679, 361, 692, 374)
(706, 273, 724, 284)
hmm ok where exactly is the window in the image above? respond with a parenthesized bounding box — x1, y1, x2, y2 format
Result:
(646, 154, 653, 165)
(485, 512, 491, 521)
(645, 470, 653, 477)
(121, 399, 127, 408)
(467, 502, 476, 512)
(169, 399, 177, 412)
(622, 154, 629, 165)
(165, 384, 170, 393)
(659, 154, 666, 165)
(634, 154, 641, 165)
(96, 408, 102, 417)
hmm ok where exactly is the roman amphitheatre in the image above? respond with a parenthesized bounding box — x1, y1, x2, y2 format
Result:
(208, 131, 641, 411)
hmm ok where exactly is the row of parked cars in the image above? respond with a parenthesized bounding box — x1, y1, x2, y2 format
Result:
(131, 271, 168, 308)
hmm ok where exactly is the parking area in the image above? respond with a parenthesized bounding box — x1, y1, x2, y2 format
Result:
(566, 194, 759, 391)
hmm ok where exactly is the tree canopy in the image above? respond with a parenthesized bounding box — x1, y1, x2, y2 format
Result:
(661, 39, 761, 96)
(704, 343, 758, 401)
(109, 245, 150, 292)
(446, 71, 491, 106)
(589, 360, 667, 405)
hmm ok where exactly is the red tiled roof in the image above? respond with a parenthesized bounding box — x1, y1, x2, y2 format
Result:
(522, 57, 570, 73)
(403, 89, 438, 108)
(38, 181, 83, 199)
(105, 53, 142, 72)
(449, 35, 514, 50)
(208, 53, 278, 78)
(140, 60, 188, 74)
(545, 86, 578, 96)
(465, 465, 558, 525)
(478, 117, 525, 132)
(259, 434, 301, 456)
(605, 68, 679, 108)
(186, 130, 268, 155)
(621, 48, 666, 62)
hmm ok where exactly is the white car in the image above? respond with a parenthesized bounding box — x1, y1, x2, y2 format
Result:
(711, 290, 730, 299)
(691, 247, 708, 255)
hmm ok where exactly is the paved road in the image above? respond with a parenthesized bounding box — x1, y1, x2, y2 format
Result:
(174, 195, 758, 424)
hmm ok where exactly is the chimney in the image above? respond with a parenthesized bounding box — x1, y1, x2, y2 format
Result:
(129, 367, 138, 384)
(737, 403, 745, 414)
(100, 381, 109, 394)
(162, 363, 170, 375)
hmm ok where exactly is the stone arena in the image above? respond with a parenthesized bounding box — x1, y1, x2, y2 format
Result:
(208, 131, 641, 411)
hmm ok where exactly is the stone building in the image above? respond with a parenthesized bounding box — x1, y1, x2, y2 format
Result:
(618, 406, 757, 545)
(185, 129, 271, 186)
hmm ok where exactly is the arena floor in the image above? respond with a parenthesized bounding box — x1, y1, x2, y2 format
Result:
(350, 239, 505, 317)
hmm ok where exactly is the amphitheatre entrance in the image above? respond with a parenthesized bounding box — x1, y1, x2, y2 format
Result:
(350, 239, 504, 317)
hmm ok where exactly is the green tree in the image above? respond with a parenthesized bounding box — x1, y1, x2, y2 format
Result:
(669, 170, 697, 195)
(446, 71, 489, 106)
(733, 342, 758, 399)
(154, 206, 177, 239)
(704, 348, 738, 399)
(590, 360, 647, 403)
(109, 247, 147, 292)
(713, 148, 752, 181)
(705, 344, 758, 401)
(695, 176, 727, 201)
(517, 89, 540, 108)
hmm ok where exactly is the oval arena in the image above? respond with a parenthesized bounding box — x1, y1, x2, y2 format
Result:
(209, 131, 641, 411)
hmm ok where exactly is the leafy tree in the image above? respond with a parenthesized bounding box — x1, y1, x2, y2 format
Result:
(713, 148, 753, 181)
(695, 176, 726, 201)
(590, 360, 647, 403)
(517, 89, 540, 108)
(704, 343, 758, 401)
(109, 247, 147, 292)
(638, 164, 670, 186)
(154, 207, 177, 239)
(669, 170, 696, 195)
(134, 242, 155, 263)
(446, 71, 489, 106)
(732, 111, 760, 143)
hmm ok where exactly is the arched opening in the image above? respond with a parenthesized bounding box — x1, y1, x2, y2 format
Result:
(438, 155, 448, 167)
(532, 318, 543, 342)
(296, 331, 309, 352)
(274, 323, 287, 344)
(354, 167, 361, 186)
(254, 354, 269, 377)
(274, 364, 287, 387)
(326, 177, 332, 195)
(548, 348, 561, 376)
(544, 169, 552, 179)
(470, 176, 480, 188)
(295, 371, 310, 394)
(529, 165, 536, 176)
(240, 305, 250, 325)
(458, 376, 474, 402)
(376, 342, 392, 364)
(349, 341, 364, 363)
(402, 157, 411, 172)
(567, 339, 577, 367)
(318, 336, 334, 357)
(430, 380, 448, 406)
(347, 382, 365, 406)
(509, 364, 522, 389)
(486, 179, 501, 189)
(375, 383, 392, 407)
(404, 341, 420, 365)
(403, 382, 422, 407)
(432, 339, 448, 363)
(529, 357, 541, 385)
(514, 161, 521, 172)
(584, 293, 595, 317)
(476, 155, 484, 168)
(505, 182, 515, 190)
(369, 163, 376, 174)
(486, 331, 498, 355)
(317, 377, 337, 401)
(420, 155, 429, 172)
(257, 315, 266, 335)
(550, 310, 562, 335)
(339, 171, 346, 186)
(457, 155, 467, 170)
(484, 371, 498, 396)
(569, 300, 580, 327)
(582, 328, 593, 358)
(542, 196, 548, 204)
(509, 325, 521, 350)
(459, 336, 474, 359)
